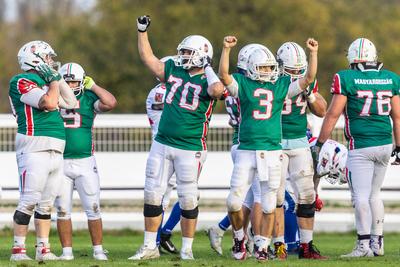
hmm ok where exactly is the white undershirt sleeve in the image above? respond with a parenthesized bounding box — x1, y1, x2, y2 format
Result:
(287, 79, 303, 99)
(20, 88, 46, 109)
(226, 76, 239, 98)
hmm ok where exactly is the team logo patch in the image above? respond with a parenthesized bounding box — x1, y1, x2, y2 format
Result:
(195, 152, 201, 159)
(30, 45, 36, 53)
(260, 152, 265, 159)
(93, 166, 98, 173)
(279, 154, 283, 161)
(155, 93, 164, 103)
(204, 43, 209, 53)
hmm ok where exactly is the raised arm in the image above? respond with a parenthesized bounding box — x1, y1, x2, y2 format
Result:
(218, 36, 239, 97)
(84, 76, 117, 112)
(298, 38, 318, 90)
(137, 15, 165, 81)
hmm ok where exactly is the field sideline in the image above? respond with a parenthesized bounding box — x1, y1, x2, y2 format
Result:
(0, 229, 399, 266)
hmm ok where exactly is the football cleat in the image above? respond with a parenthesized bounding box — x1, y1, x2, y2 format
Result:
(160, 232, 179, 254)
(180, 248, 194, 260)
(341, 240, 374, 258)
(370, 236, 384, 256)
(93, 250, 108, 260)
(274, 242, 288, 260)
(35, 243, 59, 261)
(59, 253, 74, 260)
(254, 245, 274, 261)
(10, 246, 32, 261)
(128, 245, 160, 260)
(206, 226, 224, 255)
(299, 241, 328, 259)
(231, 238, 246, 260)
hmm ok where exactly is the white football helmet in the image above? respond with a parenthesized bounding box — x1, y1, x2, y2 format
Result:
(175, 35, 213, 69)
(17, 40, 57, 71)
(246, 47, 279, 83)
(277, 42, 308, 79)
(237, 43, 268, 71)
(59, 63, 86, 96)
(347, 38, 377, 65)
(317, 139, 348, 185)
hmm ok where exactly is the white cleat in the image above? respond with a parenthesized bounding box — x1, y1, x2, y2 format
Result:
(10, 246, 32, 261)
(128, 245, 160, 260)
(93, 250, 108, 260)
(59, 253, 74, 260)
(370, 236, 384, 256)
(206, 226, 224, 255)
(341, 240, 374, 258)
(35, 243, 59, 261)
(180, 248, 194, 260)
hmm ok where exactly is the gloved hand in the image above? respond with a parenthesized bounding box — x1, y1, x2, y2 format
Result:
(391, 146, 400, 165)
(311, 141, 324, 170)
(304, 86, 316, 103)
(203, 56, 212, 68)
(137, 15, 151, 32)
(35, 63, 61, 83)
(83, 76, 95, 90)
(315, 194, 324, 212)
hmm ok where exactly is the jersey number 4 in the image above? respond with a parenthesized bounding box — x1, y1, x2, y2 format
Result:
(165, 75, 202, 111)
(357, 90, 392, 116)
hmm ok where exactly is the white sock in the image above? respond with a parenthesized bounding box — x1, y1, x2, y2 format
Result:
(36, 237, 49, 246)
(93, 245, 103, 253)
(143, 231, 157, 249)
(181, 237, 194, 252)
(254, 235, 264, 250)
(233, 228, 244, 240)
(62, 247, 73, 255)
(14, 236, 26, 247)
(299, 229, 313, 244)
(273, 236, 285, 244)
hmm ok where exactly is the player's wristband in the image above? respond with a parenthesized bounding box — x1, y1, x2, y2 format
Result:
(204, 65, 220, 86)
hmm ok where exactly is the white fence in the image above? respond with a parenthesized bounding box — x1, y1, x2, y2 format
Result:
(0, 113, 399, 201)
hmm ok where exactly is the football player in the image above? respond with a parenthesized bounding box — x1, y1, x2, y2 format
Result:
(219, 36, 318, 260)
(54, 63, 117, 261)
(314, 38, 400, 257)
(9, 40, 77, 261)
(273, 42, 328, 259)
(206, 43, 267, 256)
(130, 15, 224, 260)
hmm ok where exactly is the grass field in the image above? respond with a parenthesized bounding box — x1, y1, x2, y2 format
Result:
(1, 229, 399, 266)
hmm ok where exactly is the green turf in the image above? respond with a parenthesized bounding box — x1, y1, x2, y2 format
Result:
(1, 228, 399, 266)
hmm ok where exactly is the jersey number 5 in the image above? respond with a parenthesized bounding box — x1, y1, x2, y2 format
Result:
(165, 75, 202, 111)
(253, 88, 274, 120)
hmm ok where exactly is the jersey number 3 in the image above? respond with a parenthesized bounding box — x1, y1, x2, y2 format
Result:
(253, 88, 274, 120)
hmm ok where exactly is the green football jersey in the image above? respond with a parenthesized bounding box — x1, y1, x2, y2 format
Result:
(282, 80, 318, 139)
(331, 68, 400, 149)
(61, 91, 99, 159)
(233, 73, 291, 150)
(155, 59, 216, 151)
(9, 73, 65, 140)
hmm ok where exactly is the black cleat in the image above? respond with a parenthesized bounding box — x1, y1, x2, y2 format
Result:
(160, 232, 179, 254)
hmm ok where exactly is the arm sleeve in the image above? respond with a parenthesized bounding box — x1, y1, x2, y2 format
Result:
(287, 79, 302, 98)
(20, 89, 46, 109)
(58, 79, 78, 109)
(226, 75, 239, 98)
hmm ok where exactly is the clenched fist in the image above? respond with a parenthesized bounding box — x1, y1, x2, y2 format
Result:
(223, 36, 237, 48)
(137, 15, 151, 32)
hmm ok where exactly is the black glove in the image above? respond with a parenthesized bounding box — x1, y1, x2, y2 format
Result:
(203, 56, 212, 68)
(311, 141, 324, 170)
(391, 146, 400, 165)
(137, 15, 151, 32)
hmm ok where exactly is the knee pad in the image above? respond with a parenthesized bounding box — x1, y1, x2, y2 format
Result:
(56, 207, 71, 220)
(34, 211, 51, 220)
(181, 206, 199, 219)
(143, 203, 163, 217)
(85, 202, 101, 220)
(296, 202, 316, 218)
(276, 189, 285, 207)
(177, 179, 198, 210)
(261, 199, 276, 214)
(13, 210, 31, 225)
(35, 199, 53, 215)
(227, 192, 243, 212)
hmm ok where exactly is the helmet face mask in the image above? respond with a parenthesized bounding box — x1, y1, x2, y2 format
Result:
(346, 38, 377, 65)
(276, 42, 307, 79)
(59, 63, 86, 96)
(246, 48, 279, 83)
(17, 40, 57, 72)
(175, 35, 213, 70)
